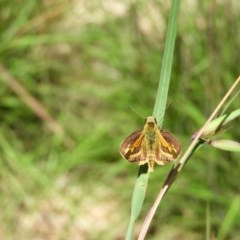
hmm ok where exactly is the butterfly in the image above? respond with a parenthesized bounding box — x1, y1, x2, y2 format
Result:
(119, 116, 181, 172)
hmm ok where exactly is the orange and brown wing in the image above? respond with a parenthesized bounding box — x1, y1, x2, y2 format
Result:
(120, 130, 147, 163)
(155, 129, 182, 165)
(161, 129, 181, 157)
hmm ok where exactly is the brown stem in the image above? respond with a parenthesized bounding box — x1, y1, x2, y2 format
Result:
(0, 63, 74, 147)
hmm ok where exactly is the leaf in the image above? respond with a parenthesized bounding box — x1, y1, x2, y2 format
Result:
(208, 139, 240, 152)
(192, 109, 240, 138)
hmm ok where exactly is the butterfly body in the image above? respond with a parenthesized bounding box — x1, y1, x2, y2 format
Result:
(120, 116, 181, 172)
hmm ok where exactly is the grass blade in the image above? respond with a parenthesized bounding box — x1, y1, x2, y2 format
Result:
(217, 196, 240, 240)
(153, 0, 180, 126)
(136, 1, 180, 239)
(126, 0, 180, 239)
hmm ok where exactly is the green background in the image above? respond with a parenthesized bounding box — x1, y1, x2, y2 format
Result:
(0, 0, 239, 239)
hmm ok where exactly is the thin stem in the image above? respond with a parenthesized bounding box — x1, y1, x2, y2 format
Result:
(138, 75, 240, 239)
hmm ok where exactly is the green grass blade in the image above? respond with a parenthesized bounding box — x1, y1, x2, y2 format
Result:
(153, 0, 180, 127)
(2, 0, 36, 42)
(208, 139, 240, 152)
(199, 109, 240, 137)
(217, 196, 240, 240)
(206, 202, 211, 240)
(126, 172, 149, 240)
(126, 1, 180, 239)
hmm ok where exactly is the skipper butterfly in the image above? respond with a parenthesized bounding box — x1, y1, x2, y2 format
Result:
(120, 116, 181, 172)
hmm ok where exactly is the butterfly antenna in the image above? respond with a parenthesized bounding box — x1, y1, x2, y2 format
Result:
(165, 101, 172, 111)
(128, 106, 146, 119)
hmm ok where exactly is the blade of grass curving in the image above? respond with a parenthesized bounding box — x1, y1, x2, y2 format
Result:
(139, 76, 240, 239)
(126, 1, 180, 239)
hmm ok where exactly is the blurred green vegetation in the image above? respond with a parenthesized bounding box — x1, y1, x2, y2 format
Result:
(0, 0, 239, 239)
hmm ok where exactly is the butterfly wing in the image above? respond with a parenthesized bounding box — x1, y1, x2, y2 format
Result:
(155, 129, 182, 165)
(120, 130, 147, 164)
(161, 129, 181, 157)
